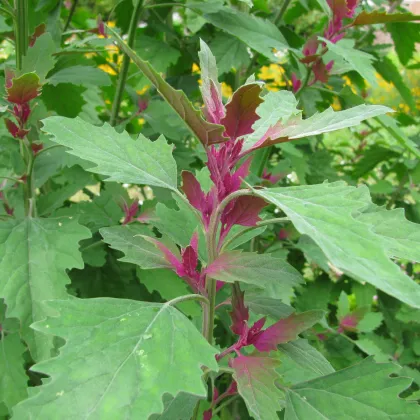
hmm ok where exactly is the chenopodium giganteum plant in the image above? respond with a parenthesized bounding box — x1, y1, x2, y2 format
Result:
(6, 25, 420, 420)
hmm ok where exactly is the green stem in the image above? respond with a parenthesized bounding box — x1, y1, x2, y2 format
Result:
(274, 0, 292, 26)
(167, 294, 210, 308)
(63, 0, 79, 32)
(110, 0, 144, 126)
(25, 140, 37, 217)
(212, 395, 240, 416)
(15, 0, 29, 70)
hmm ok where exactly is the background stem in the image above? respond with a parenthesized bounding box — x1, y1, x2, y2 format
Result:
(64, 0, 79, 32)
(110, 0, 144, 126)
(15, 0, 28, 70)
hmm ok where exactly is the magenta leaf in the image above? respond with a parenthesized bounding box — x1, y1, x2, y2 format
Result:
(230, 287, 249, 335)
(250, 310, 324, 352)
(221, 83, 263, 140)
(181, 171, 206, 211)
(6, 72, 41, 105)
(221, 195, 267, 238)
(230, 355, 284, 420)
(303, 35, 319, 56)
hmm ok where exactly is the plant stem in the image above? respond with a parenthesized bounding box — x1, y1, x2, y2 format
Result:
(167, 294, 210, 308)
(212, 395, 240, 416)
(110, 0, 144, 126)
(25, 139, 37, 217)
(15, 0, 29, 70)
(274, 0, 292, 26)
(63, 0, 79, 32)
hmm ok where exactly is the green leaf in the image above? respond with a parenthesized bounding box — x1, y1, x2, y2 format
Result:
(138, 268, 201, 317)
(357, 312, 383, 333)
(296, 235, 330, 272)
(210, 33, 250, 74)
(153, 197, 207, 261)
(42, 83, 86, 117)
(108, 26, 227, 146)
(285, 357, 419, 419)
(205, 251, 304, 292)
(277, 339, 335, 385)
(12, 298, 218, 419)
(245, 94, 391, 151)
(204, 8, 288, 59)
(47, 66, 111, 87)
(135, 35, 181, 73)
(387, 22, 420, 66)
(100, 225, 171, 269)
(21, 33, 56, 83)
(244, 90, 300, 150)
(231, 355, 284, 420)
(245, 294, 295, 319)
(6, 72, 41, 104)
(42, 117, 178, 191)
(252, 182, 420, 308)
(0, 218, 90, 361)
(352, 145, 399, 179)
(375, 56, 416, 112)
(0, 333, 28, 411)
(375, 114, 420, 159)
(149, 393, 200, 420)
(352, 10, 420, 25)
(357, 207, 420, 263)
(320, 38, 377, 86)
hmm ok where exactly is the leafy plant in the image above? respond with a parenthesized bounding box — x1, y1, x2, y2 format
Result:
(1, 0, 420, 419)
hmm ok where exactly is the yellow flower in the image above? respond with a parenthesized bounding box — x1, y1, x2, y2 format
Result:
(98, 64, 117, 75)
(221, 82, 232, 99)
(192, 63, 200, 74)
(136, 85, 150, 95)
(331, 97, 341, 111)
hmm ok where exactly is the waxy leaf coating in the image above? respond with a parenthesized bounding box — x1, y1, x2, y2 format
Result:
(0, 218, 90, 361)
(253, 182, 420, 308)
(12, 298, 219, 420)
(42, 117, 178, 191)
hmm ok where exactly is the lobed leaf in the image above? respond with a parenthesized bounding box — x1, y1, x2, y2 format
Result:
(108, 26, 227, 146)
(6, 72, 41, 104)
(0, 218, 90, 361)
(231, 355, 284, 420)
(42, 117, 178, 191)
(285, 357, 420, 419)
(252, 182, 420, 308)
(12, 298, 219, 420)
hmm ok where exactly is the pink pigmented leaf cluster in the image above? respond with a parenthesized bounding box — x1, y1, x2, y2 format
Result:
(218, 290, 323, 358)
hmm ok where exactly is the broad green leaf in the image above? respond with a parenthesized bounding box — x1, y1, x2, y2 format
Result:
(47, 66, 111, 87)
(153, 197, 207, 261)
(357, 207, 420, 263)
(205, 250, 304, 291)
(42, 83, 86, 118)
(100, 225, 171, 269)
(277, 339, 335, 385)
(231, 355, 284, 420)
(352, 10, 420, 25)
(0, 333, 28, 411)
(138, 268, 201, 317)
(244, 90, 300, 150)
(357, 312, 383, 333)
(320, 38, 377, 86)
(375, 56, 416, 111)
(204, 8, 288, 59)
(42, 117, 178, 191)
(80, 237, 107, 267)
(108, 26, 227, 146)
(285, 357, 419, 419)
(244, 92, 391, 151)
(224, 225, 267, 250)
(252, 182, 420, 308)
(0, 218, 90, 361)
(387, 22, 420, 65)
(12, 298, 218, 419)
(352, 145, 399, 179)
(21, 33, 56, 82)
(210, 33, 250, 74)
(135, 35, 181, 73)
(355, 337, 391, 363)
(149, 393, 201, 420)
(296, 235, 330, 272)
(245, 294, 295, 319)
(54, 184, 124, 232)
